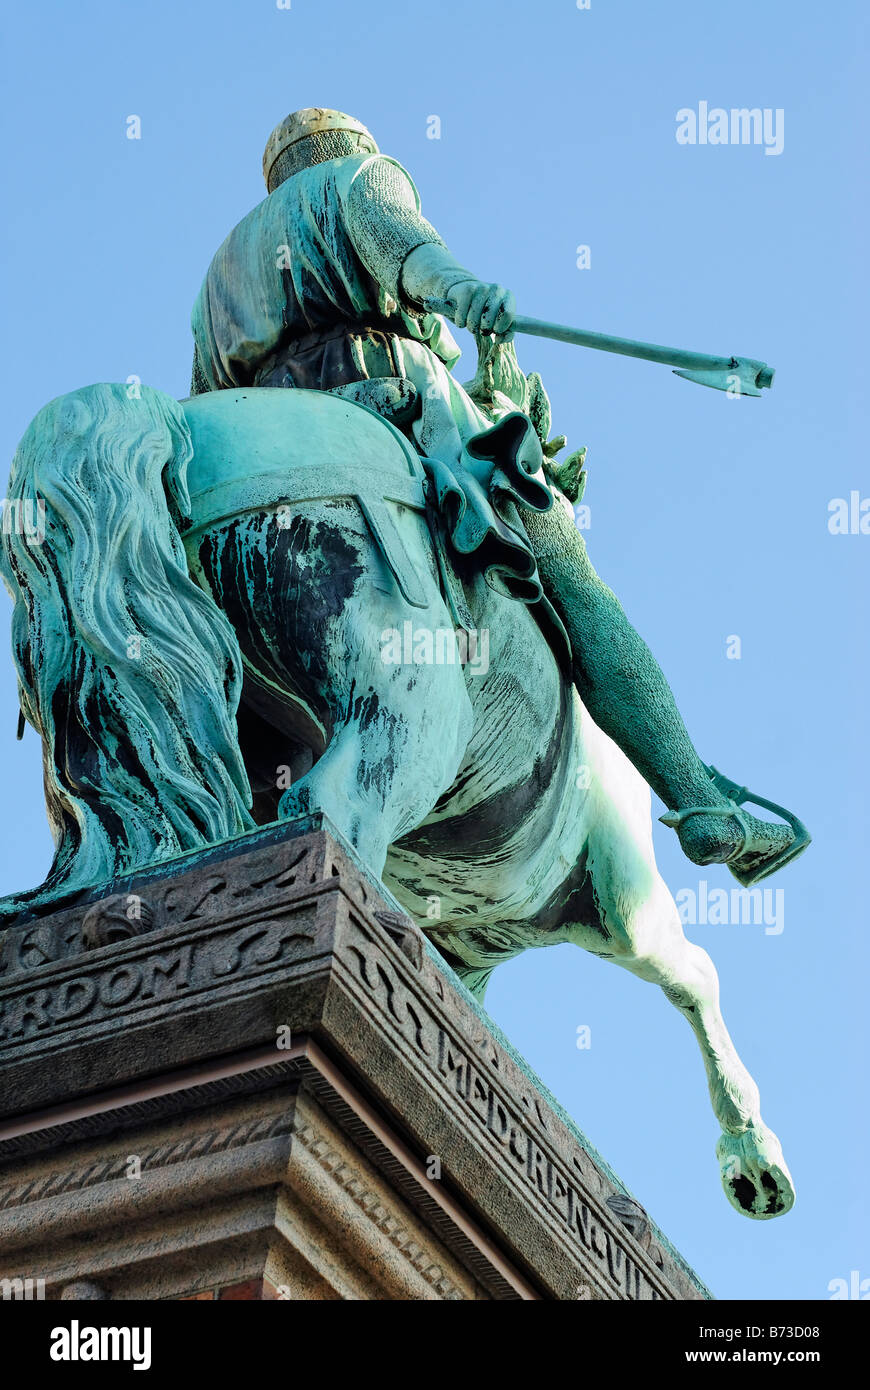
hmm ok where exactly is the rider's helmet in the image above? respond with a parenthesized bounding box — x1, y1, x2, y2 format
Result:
(263, 108, 379, 192)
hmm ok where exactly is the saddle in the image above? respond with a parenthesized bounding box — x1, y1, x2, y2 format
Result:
(180, 384, 572, 673)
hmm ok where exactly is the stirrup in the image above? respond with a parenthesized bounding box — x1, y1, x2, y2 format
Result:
(659, 765, 811, 887)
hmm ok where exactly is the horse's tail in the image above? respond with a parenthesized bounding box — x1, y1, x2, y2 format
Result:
(0, 381, 255, 919)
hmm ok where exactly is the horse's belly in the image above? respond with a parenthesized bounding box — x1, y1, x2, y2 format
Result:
(386, 600, 587, 924)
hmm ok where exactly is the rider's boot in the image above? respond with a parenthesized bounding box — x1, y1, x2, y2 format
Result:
(659, 766, 811, 887)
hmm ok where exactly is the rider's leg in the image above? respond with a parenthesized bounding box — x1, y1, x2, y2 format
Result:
(522, 498, 795, 872)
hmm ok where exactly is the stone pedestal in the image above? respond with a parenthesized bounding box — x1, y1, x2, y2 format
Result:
(0, 818, 709, 1301)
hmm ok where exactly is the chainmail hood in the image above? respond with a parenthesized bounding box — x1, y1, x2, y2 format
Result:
(264, 108, 379, 190)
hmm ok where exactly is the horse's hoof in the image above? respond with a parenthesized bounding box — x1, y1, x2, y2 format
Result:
(717, 1124, 795, 1219)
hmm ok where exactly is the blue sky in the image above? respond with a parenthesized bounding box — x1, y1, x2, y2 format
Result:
(0, 0, 866, 1300)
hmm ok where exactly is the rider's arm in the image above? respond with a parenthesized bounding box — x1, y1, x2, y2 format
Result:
(346, 157, 514, 338)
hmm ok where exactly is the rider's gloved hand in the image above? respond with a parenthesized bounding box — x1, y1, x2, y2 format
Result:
(444, 279, 516, 341)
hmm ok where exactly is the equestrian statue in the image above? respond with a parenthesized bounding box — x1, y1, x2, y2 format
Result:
(0, 109, 810, 1219)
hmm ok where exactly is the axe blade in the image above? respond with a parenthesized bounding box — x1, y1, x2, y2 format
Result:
(672, 360, 774, 397)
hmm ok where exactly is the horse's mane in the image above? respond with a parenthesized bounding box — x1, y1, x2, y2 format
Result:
(0, 382, 254, 917)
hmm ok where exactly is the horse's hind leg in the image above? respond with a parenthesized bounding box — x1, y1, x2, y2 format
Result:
(572, 730, 794, 1219)
(190, 500, 473, 878)
(280, 570, 474, 874)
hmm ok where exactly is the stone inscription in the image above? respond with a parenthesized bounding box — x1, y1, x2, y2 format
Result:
(347, 930, 664, 1300)
(0, 915, 316, 1043)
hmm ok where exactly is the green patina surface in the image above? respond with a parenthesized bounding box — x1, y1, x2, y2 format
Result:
(0, 107, 811, 1224)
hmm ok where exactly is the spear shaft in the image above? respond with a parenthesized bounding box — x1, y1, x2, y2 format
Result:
(425, 300, 775, 396)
